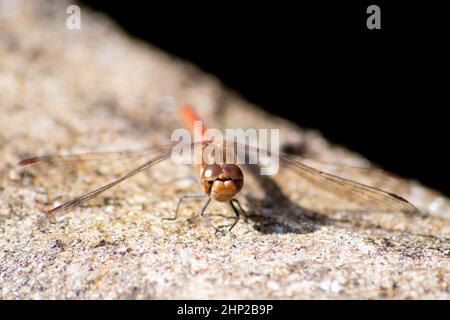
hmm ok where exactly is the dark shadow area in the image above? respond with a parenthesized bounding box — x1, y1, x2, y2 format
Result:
(241, 164, 331, 235)
(79, 1, 450, 197)
(242, 164, 449, 245)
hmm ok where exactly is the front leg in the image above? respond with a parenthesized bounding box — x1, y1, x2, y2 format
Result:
(198, 197, 225, 235)
(162, 193, 209, 221)
(228, 198, 245, 231)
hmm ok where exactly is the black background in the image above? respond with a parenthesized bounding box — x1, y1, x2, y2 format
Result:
(80, 1, 450, 196)
(0, 300, 444, 319)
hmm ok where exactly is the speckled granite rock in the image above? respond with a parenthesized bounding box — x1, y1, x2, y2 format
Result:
(0, 1, 449, 299)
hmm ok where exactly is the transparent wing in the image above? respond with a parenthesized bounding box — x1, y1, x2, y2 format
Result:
(281, 154, 405, 184)
(35, 146, 174, 225)
(233, 141, 420, 215)
(18, 144, 175, 168)
(280, 154, 420, 214)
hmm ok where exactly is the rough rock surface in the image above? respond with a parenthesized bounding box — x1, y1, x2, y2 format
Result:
(0, 1, 449, 299)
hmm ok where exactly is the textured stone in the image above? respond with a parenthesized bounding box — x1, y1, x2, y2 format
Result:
(0, 1, 449, 299)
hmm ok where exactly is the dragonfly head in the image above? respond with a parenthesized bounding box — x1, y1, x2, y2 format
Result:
(201, 164, 244, 202)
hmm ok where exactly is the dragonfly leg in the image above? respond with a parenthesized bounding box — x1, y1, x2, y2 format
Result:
(162, 193, 209, 221)
(230, 198, 245, 215)
(228, 198, 244, 231)
(199, 197, 226, 235)
(199, 197, 212, 217)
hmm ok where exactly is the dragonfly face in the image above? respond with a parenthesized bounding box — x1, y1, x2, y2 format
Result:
(200, 163, 244, 202)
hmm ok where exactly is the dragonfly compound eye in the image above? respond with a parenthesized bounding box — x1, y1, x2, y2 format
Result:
(222, 164, 244, 180)
(202, 164, 222, 181)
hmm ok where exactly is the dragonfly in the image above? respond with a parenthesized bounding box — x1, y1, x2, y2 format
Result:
(18, 105, 420, 233)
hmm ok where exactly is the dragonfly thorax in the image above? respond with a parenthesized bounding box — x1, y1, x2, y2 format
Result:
(200, 164, 244, 202)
